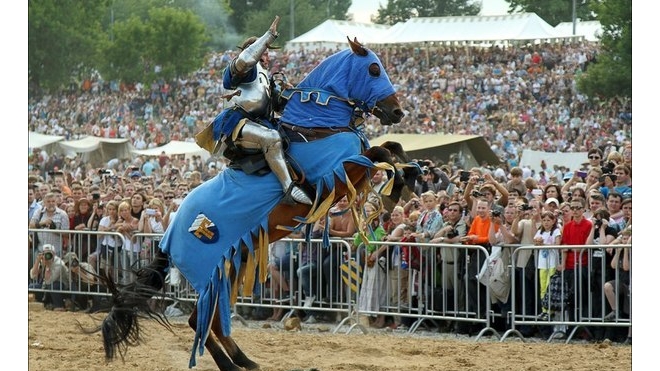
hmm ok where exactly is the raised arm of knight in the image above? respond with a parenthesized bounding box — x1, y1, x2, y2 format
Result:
(230, 17, 280, 77)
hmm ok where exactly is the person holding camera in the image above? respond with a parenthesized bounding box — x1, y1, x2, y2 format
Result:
(116, 200, 140, 285)
(460, 199, 499, 327)
(29, 192, 70, 256)
(429, 201, 468, 319)
(585, 207, 618, 339)
(510, 198, 542, 336)
(138, 198, 167, 266)
(413, 165, 444, 197)
(590, 164, 632, 200)
(88, 200, 119, 278)
(463, 172, 508, 219)
(29, 244, 69, 311)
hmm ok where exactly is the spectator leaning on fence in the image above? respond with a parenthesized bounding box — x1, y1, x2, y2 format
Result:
(558, 197, 593, 321)
(30, 192, 70, 255)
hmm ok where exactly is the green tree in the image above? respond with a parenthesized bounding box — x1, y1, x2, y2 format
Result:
(576, 0, 631, 99)
(107, 0, 201, 24)
(242, 0, 327, 42)
(229, 0, 351, 40)
(98, 16, 152, 84)
(504, 0, 596, 26)
(228, 0, 270, 35)
(100, 7, 208, 84)
(309, 0, 351, 20)
(28, 0, 110, 93)
(373, 0, 481, 25)
(109, 0, 234, 51)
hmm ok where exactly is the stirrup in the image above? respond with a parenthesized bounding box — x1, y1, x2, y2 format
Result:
(282, 184, 313, 205)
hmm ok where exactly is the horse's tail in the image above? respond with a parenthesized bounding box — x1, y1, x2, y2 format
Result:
(97, 249, 173, 362)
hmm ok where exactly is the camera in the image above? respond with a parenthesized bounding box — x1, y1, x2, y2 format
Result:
(601, 161, 615, 174)
(446, 229, 459, 239)
(459, 171, 470, 182)
(71, 259, 79, 268)
(519, 204, 533, 211)
(44, 252, 53, 261)
(98, 169, 112, 175)
(491, 210, 502, 217)
(171, 168, 179, 174)
(145, 208, 157, 216)
(594, 219, 603, 229)
(92, 193, 101, 200)
(471, 190, 484, 198)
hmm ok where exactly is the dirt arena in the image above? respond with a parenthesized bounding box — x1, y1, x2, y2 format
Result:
(28, 302, 632, 371)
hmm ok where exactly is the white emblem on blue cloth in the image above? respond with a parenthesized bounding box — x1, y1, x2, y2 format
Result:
(188, 213, 219, 243)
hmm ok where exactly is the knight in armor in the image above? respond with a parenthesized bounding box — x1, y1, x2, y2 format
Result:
(196, 16, 312, 205)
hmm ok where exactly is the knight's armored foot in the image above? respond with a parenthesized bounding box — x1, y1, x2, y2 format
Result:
(282, 184, 313, 205)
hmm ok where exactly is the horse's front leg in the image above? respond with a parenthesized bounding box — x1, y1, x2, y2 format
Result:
(217, 332, 260, 371)
(188, 306, 245, 371)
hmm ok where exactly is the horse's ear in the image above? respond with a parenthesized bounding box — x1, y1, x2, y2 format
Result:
(347, 36, 368, 56)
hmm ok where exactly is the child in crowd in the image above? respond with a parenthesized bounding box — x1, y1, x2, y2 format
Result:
(534, 211, 562, 321)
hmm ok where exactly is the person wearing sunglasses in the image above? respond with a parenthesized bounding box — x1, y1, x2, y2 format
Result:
(587, 148, 603, 170)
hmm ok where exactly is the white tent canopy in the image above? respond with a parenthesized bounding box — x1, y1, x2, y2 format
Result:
(29, 132, 133, 166)
(554, 20, 602, 42)
(375, 13, 571, 45)
(285, 20, 391, 51)
(29, 131, 64, 149)
(132, 140, 210, 161)
(58, 136, 130, 154)
(58, 136, 133, 166)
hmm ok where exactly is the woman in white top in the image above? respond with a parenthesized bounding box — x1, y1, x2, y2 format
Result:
(138, 198, 166, 267)
(117, 200, 139, 285)
(88, 200, 119, 275)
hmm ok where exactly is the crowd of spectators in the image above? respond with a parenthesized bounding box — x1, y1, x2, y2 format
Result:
(28, 40, 631, 180)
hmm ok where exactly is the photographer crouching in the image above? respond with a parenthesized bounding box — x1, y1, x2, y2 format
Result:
(29, 244, 69, 311)
(64, 252, 108, 313)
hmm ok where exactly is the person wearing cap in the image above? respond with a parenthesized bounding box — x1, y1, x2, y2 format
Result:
(194, 16, 312, 206)
(129, 170, 142, 180)
(544, 197, 560, 217)
(29, 244, 69, 311)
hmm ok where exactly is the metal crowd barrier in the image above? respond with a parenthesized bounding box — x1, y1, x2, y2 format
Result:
(502, 243, 632, 343)
(27, 229, 633, 344)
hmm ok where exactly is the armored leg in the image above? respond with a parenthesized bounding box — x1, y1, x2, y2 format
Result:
(236, 121, 312, 205)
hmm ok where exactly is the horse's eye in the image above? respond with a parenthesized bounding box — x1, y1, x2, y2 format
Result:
(369, 63, 381, 77)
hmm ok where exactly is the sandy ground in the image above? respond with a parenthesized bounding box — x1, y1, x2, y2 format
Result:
(28, 302, 632, 371)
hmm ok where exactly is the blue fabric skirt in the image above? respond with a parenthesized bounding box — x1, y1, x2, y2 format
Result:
(159, 132, 373, 367)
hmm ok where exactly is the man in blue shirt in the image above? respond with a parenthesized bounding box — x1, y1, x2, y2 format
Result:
(599, 164, 631, 199)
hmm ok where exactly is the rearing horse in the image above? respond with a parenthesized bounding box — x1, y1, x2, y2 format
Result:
(97, 37, 411, 371)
